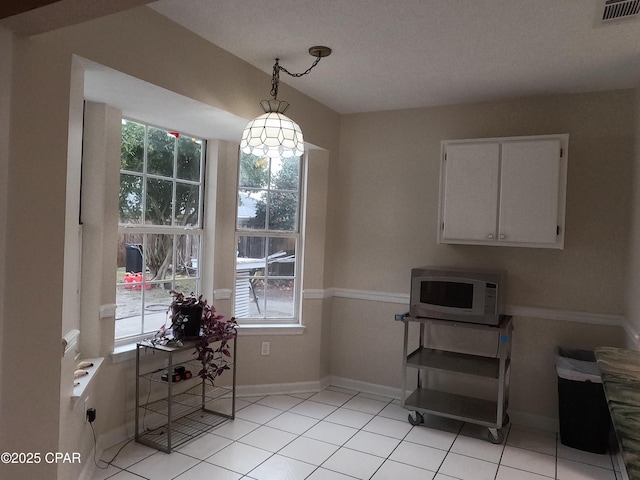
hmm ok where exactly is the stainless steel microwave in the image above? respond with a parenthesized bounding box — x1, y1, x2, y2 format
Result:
(410, 267, 506, 325)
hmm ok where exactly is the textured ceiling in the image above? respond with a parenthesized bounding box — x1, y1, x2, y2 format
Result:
(150, 0, 640, 114)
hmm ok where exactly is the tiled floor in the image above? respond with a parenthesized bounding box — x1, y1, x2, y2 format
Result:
(90, 386, 621, 480)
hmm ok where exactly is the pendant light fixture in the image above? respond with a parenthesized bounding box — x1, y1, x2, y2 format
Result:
(240, 46, 331, 158)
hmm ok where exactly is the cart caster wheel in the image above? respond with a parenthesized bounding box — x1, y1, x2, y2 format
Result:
(488, 429, 504, 444)
(408, 411, 424, 426)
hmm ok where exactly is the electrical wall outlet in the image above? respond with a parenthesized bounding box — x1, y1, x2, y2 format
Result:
(261, 341, 270, 356)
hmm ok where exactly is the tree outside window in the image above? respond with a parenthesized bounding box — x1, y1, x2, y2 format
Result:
(235, 153, 302, 321)
(116, 120, 205, 343)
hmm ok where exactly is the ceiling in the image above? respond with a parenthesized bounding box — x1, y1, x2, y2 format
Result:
(149, 0, 640, 114)
(3, 0, 640, 119)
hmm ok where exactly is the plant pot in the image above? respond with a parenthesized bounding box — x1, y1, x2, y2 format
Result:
(172, 305, 202, 339)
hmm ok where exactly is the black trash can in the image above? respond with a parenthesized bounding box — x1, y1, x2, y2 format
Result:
(556, 347, 611, 454)
(125, 244, 143, 273)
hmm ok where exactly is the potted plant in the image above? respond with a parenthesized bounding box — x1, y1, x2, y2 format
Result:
(169, 290, 206, 340)
(151, 291, 237, 385)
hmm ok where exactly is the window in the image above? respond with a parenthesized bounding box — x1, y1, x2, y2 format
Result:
(235, 153, 303, 322)
(116, 119, 205, 344)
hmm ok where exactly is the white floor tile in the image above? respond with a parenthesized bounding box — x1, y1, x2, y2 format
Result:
(344, 430, 401, 458)
(238, 425, 298, 452)
(235, 403, 283, 424)
(371, 459, 436, 480)
(362, 415, 413, 439)
(322, 447, 385, 480)
(388, 440, 447, 471)
(557, 442, 614, 470)
(87, 464, 122, 480)
(507, 425, 557, 456)
(501, 445, 556, 478)
(101, 440, 156, 469)
(450, 433, 505, 463)
(438, 452, 499, 480)
(248, 454, 316, 480)
(404, 425, 457, 450)
(422, 414, 464, 434)
(279, 436, 339, 465)
(324, 407, 374, 429)
(103, 471, 149, 480)
(290, 391, 316, 400)
(377, 403, 410, 421)
(91, 387, 621, 480)
(265, 411, 319, 435)
(177, 432, 232, 460)
(341, 395, 389, 415)
(256, 394, 304, 411)
(303, 420, 358, 445)
(211, 418, 260, 440)
(174, 462, 242, 480)
(308, 390, 354, 406)
(127, 451, 199, 480)
(306, 467, 359, 480)
(358, 392, 394, 402)
(206, 442, 272, 475)
(289, 400, 338, 419)
(496, 465, 553, 480)
(557, 457, 617, 480)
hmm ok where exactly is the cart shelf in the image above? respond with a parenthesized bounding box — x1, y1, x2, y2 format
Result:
(406, 347, 506, 379)
(398, 314, 513, 444)
(405, 388, 499, 426)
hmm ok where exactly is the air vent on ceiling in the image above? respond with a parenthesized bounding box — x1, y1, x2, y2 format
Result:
(602, 0, 640, 21)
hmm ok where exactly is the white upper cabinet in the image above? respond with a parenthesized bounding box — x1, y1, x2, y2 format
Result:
(438, 134, 568, 249)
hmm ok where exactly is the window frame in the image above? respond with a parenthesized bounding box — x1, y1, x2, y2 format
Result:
(115, 119, 206, 347)
(234, 152, 306, 325)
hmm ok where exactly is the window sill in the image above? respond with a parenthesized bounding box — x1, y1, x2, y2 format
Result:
(110, 324, 305, 362)
(236, 324, 305, 335)
(72, 357, 104, 399)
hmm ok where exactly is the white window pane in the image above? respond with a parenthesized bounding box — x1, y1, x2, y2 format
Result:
(265, 279, 294, 318)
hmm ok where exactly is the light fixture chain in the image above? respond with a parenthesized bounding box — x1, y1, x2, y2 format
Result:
(279, 55, 322, 78)
(270, 55, 323, 100)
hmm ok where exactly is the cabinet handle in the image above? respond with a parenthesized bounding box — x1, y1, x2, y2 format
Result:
(487, 234, 494, 239)
(499, 234, 506, 239)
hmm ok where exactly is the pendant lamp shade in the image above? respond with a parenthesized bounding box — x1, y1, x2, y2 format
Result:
(240, 108, 304, 158)
(241, 47, 330, 158)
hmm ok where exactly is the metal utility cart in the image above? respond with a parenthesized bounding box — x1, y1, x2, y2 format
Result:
(135, 336, 236, 453)
(396, 313, 513, 443)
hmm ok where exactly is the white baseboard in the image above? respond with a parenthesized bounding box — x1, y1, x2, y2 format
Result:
(327, 376, 402, 400)
(235, 378, 330, 397)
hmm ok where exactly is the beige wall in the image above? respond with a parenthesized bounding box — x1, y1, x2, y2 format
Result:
(0, 6, 339, 480)
(333, 92, 634, 312)
(0, 25, 13, 426)
(329, 91, 633, 422)
(625, 86, 640, 345)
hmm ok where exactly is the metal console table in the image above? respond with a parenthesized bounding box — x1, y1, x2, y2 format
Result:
(135, 337, 236, 453)
(397, 313, 513, 443)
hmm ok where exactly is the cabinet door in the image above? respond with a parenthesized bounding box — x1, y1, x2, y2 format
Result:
(441, 142, 500, 242)
(499, 139, 561, 245)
